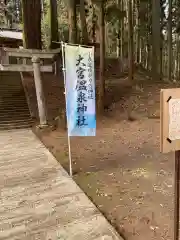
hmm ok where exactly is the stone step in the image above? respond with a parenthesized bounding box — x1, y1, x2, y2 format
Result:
(0, 116, 32, 122)
(0, 116, 33, 122)
(0, 88, 25, 90)
(0, 108, 30, 113)
(0, 115, 31, 121)
(0, 92, 24, 96)
(1, 94, 27, 98)
(0, 96, 26, 100)
(0, 109, 29, 113)
(0, 101, 29, 108)
(0, 102, 28, 107)
(0, 79, 22, 82)
(1, 97, 27, 101)
(0, 92, 26, 96)
(0, 84, 22, 87)
(0, 72, 33, 130)
(0, 100, 28, 105)
(0, 118, 33, 124)
(0, 88, 24, 90)
(0, 98, 27, 103)
(0, 89, 24, 92)
(1, 107, 29, 112)
(0, 123, 33, 130)
(1, 105, 29, 109)
(0, 84, 23, 86)
(0, 100, 27, 105)
(0, 98, 27, 101)
(0, 110, 31, 116)
(0, 106, 28, 110)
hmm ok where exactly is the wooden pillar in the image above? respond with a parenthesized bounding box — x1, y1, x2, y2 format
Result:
(32, 56, 47, 126)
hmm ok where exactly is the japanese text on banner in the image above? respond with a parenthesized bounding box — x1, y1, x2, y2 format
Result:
(64, 44, 96, 136)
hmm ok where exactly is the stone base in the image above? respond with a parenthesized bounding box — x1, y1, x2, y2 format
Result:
(36, 124, 48, 130)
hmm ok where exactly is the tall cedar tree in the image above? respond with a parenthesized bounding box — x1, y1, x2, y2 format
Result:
(21, 0, 42, 49)
(49, 0, 59, 49)
(98, 0, 105, 113)
(69, 0, 77, 43)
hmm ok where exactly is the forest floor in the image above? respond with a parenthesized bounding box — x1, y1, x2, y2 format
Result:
(27, 66, 179, 240)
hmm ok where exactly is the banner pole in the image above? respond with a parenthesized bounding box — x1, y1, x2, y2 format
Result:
(61, 42, 73, 177)
(67, 135, 72, 177)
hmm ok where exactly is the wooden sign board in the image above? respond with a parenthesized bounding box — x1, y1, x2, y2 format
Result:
(160, 88, 180, 153)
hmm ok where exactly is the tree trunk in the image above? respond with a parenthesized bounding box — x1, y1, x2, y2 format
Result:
(98, 0, 105, 114)
(178, 50, 180, 81)
(21, 0, 42, 49)
(147, 44, 151, 70)
(116, 0, 121, 58)
(49, 0, 59, 49)
(146, 1, 151, 71)
(152, 0, 160, 81)
(3, 0, 8, 26)
(139, 37, 142, 63)
(175, 34, 180, 81)
(127, 0, 135, 121)
(128, 0, 134, 83)
(41, 0, 45, 20)
(168, 0, 172, 81)
(92, 3, 96, 43)
(120, 0, 124, 59)
(80, 0, 89, 44)
(135, 0, 140, 63)
(68, 0, 77, 43)
(162, 47, 166, 77)
(159, 32, 163, 80)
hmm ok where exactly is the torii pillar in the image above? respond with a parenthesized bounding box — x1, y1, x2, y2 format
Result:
(32, 56, 47, 127)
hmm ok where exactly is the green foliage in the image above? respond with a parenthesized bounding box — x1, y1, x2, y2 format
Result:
(0, 0, 21, 28)
(41, 0, 69, 47)
(173, 0, 180, 34)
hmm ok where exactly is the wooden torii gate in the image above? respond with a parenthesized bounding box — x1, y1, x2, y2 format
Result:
(0, 47, 60, 127)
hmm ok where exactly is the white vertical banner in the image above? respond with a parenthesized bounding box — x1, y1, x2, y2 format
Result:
(63, 44, 96, 136)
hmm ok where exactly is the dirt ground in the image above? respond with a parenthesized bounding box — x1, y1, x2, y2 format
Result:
(26, 67, 179, 240)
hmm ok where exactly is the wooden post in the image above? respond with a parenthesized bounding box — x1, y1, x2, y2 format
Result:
(174, 150, 180, 240)
(160, 89, 180, 240)
(32, 56, 47, 127)
(54, 55, 61, 76)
